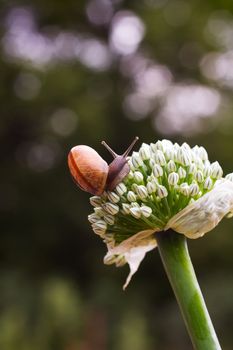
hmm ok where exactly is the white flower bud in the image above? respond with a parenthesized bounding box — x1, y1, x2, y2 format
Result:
(130, 207, 141, 218)
(141, 205, 152, 217)
(189, 151, 196, 162)
(157, 185, 168, 198)
(92, 220, 107, 234)
(188, 163, 197, 175)
(181, 153, 192, 166)
(153, 164, 163, 177)
(134, 171, 144, 183)
(178, 167, 186, 179)
(154, 150, 166, 166)
(150, 141, 163, 152)
(131, 184, 138, 194)
(115, 183, 127, 196)
(127, 170, 134, 179)
(90, 196, 102, 207)
(128, 159, 134, 171)
(179, 183, 190, 196)
(130, 202, 140, 208)
(177, 149, 191, 166)
(196, 157, 204, 170)
(122, 203, 130, 214)
(88, 213, 101, 224)
(127, 191, 137, 202)
(204, 160, 211, 166)
(192, 145, 208, 162)
(94, 207, 105, 216)
(195, 170, 204, 183)
(137, 185, 148, 199)
(92, 227, 105, 236)
(104, 214, 115, 225)
(149, 159, 155, 168)
(203, 176, 213, 190)
(181, 142, 191, 151)
(131, 152, 143, 168)
(103, 202, 119, 215)
(139, 144, 151, 160)
(176, 148, 182, 163)
(198, 146, 208, 161)
(203, 164, 212, 177)
(150, 143, 156, 152)
(189, 183, 199, 196)
(181, 144, 193, 161)
(147, 181, 156, 194)
(168, 172, 179, 186)
(107, 191, 120, 203)
(226, 173, 233, 182)
(162, 139, 173, 149)
(167, 160, 176, 173)
(211, 161, 223, 179)
(192, 145, 199, 156)
(164, 148, 176, 161)
(147, 174, 156, 182)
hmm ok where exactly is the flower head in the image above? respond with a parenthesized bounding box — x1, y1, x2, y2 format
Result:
(88, 139, 233, 288)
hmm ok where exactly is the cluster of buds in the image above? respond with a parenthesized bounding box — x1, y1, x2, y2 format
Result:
(88, 140, 224, 246)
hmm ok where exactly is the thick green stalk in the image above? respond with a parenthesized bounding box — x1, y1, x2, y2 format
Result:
(156, 229, 221, 350)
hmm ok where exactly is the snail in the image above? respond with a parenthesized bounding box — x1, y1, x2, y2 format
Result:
(68, 137, 139, 195)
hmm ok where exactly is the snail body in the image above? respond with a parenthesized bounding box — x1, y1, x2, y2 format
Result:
(68, 137, 139, 195)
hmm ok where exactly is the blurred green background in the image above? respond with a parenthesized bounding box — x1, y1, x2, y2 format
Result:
(1, 0, 233, 349)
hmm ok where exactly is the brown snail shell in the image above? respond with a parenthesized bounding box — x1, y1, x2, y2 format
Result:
(68, 137, 139, 195)
(68, 145, 108, 195)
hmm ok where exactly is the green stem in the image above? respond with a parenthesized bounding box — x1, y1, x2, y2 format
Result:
(156, 229, 221, 350)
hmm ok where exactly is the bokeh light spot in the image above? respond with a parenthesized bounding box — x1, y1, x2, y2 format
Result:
(200, 51, 233, 88)
(123, 93, 152, 120)
(154, 84, 221, 135)
(135, 64, 172, 97)
(110, 11, 145, 55)
(2, 7, 112, 71)
(79, 39, 112, 71)
(50, 109, 78, 137)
